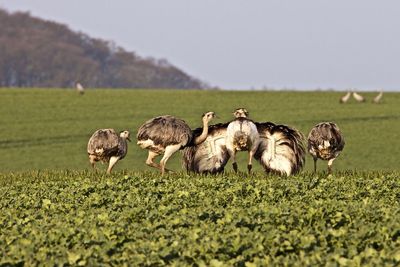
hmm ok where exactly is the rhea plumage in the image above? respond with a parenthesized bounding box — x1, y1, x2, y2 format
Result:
(87, 129, 131, 173)
(373, 90, 383, 103)
(137, 112, 216, 175)
(352, 91, 366, 102)
(183, 121, 305, 176)
(339, 91, 351, 103)
(254, 122, 306, 176)
(307, 122, 345, 174)
(183, 123, 230, 174)
(226, 108, 260, 173)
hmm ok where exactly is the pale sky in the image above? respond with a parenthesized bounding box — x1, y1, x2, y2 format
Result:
(1, 0, 399, 91)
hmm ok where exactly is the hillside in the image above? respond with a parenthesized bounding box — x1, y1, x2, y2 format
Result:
(0, 9, 207, 89)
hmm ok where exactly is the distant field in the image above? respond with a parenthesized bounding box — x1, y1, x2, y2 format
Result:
(0, 88, 399, 173)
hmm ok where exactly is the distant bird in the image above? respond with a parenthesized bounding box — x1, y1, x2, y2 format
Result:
(307, 122, 345, 174)
(226, 108, 260, 173)
(76, 82, 85, 95)
(339, 91, 351, 103)
(183, 121, 305, 176)
(254, 122, 306, 176)
(352, 91, 366, 102)
(182, 122, 230, 174)
(87, 129, 131, 174)
(372, 90, 383, 104)
(137, 112, 216, 175)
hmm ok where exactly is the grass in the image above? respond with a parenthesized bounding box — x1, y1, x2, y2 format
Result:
(0, 88, 399, 173)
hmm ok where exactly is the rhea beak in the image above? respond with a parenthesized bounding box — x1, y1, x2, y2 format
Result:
(127, 137, 131, 142)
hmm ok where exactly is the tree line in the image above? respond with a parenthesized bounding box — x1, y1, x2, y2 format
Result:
(0, 9, 207, 89)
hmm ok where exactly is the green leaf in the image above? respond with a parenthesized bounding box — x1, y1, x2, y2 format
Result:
(67, 251, 81, 265)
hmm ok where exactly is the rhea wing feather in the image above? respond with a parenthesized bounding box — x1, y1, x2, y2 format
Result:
(137, 115, 192, 147)
(87, 129, 120, 156)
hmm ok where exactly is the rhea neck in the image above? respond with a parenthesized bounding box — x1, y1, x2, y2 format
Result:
(119, 136, 128, 148)
(119, 134, 130, 153)
(193, 117, 212, 145)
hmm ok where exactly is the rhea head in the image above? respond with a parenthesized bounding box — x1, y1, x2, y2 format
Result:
(233, 108, 249, 118)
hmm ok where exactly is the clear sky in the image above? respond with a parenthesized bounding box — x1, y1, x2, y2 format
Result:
(1, 0, 399, 91)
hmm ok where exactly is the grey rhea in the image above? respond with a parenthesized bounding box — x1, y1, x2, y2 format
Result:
(226, 108, 260, 174)
(76, 82, 84, 95)
(307, 122, 345, 174)
(183, 122, 230, 174)
(373, 91, 383, 103)
(136, 112, 216, 175)
(87, 129, 131, 174)
(339, 91, 351, 103)
(254, 122, 306, 176)
(352, 91, 366, 102)
(183, 121, 306, 176)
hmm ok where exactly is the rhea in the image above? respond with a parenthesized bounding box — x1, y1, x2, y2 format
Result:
(339, 91, 351, 103)
(76, 82, 85, 95)
(226, 108, 260, 174)
(352, 91, 366, 102)
(307, 122, 345, 174)
(87, 129, 131, 174)
(254, 122, 306, 176)
(183, 121, 305, 176)
(183, 122, 230, 174)
(373, 90, 383, 103)
(137, 112, 216, 175)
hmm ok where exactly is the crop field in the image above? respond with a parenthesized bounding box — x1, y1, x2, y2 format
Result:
(1, 170, 400, 266)
(1, 88, 400, 265)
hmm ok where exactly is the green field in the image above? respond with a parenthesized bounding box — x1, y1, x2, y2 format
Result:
(0, 89, 399, 172)
(1, 89, 400, 265)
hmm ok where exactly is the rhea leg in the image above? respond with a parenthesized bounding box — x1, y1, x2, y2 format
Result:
(327, 158, 335, 174)
(107, 156, 120, 174)
(89, 155, 97, 169)
(146, 151, 162, 170)
(248, 147, 258, 174)
(227, 149, 238, 173)
(159, 144, 181, 175)
(247, 152, 254, 174)
(313, 157, 317, 173)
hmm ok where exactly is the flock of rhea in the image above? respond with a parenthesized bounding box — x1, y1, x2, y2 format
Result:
(339, 91, 383, 103)
(87, 108, 346, 176)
